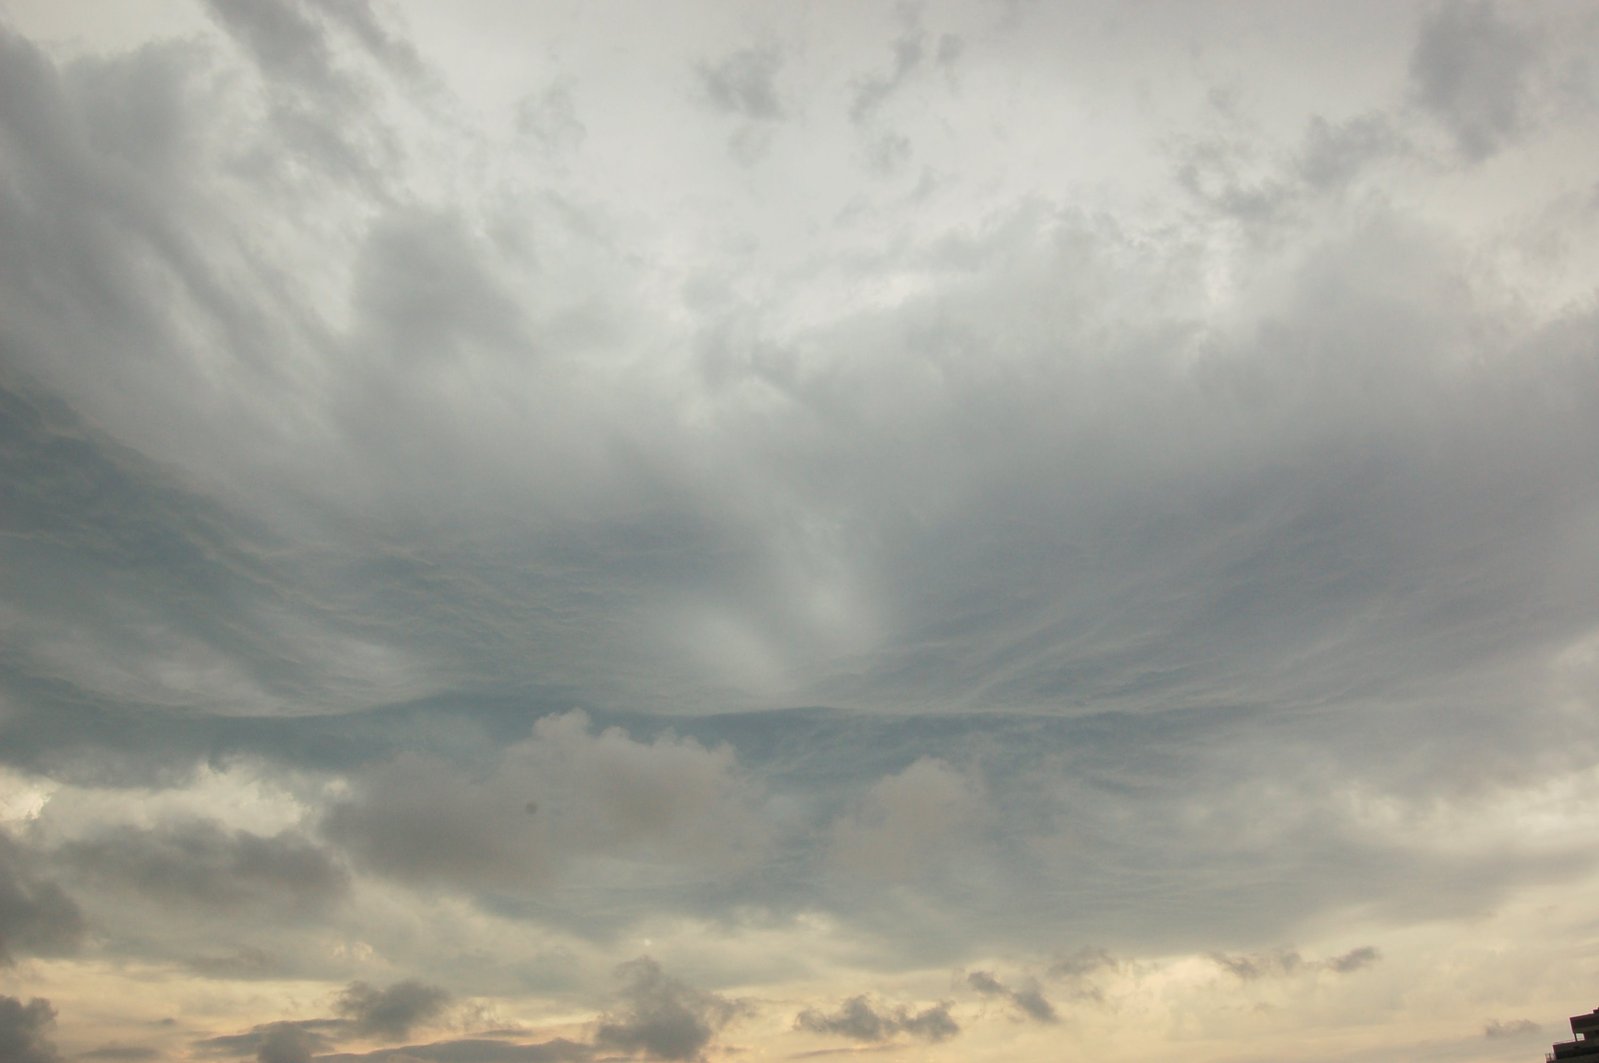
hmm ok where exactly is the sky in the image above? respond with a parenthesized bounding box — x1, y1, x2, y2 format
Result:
(0, 0, 1598, 1060)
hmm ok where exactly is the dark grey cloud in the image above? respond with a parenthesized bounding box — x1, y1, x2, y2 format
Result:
(1409, 1, 1538, 160)
(335, 980, 451, 1041)
(592, 957, 747, 1062)
(56, 820, 347, 917)
(697, 48, 783, 121)
(255, 1023, 316, 1063)
(966, 971, 1056, 1023)
(0, 830, 84, 963)
(0, 996, 61, 1063)
(793, 996, 958, 1044)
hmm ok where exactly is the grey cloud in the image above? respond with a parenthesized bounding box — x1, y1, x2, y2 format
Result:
(850, 20, 925, 123)
(698, 48, 784, 121)
(1212, 948, 1304, 981)
(1212, 946, 1380, 981)
(0, 830, 84, 963)
(349, 208, 527, 365)
(203, 0, 343, 96)
(56, 821, 348, 916)
(335, 980, 451, 1041)
(1047, 947, 1116, 982)
(1484, 1018, 1540, 1039)
(793, 996, 958, 1044)
(966, 971, 1056, 1023)
(516, 82, 585, 154)
(1325, 946, 1381, 974)
(1409, 1, 1538, 160)
(0, 996, 61, 1063)
(592, 956, 747, 1062)
(1295, 113, 1404, 190)
(306, 0, 429, 85)
(256, 1024, 315, 1063)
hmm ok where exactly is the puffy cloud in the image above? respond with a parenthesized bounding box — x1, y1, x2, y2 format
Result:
(592, 956, 747, 1062)
(335, 980, 451, 1041)
(0, 997, 61, 1063)
(793, 995, 958, 1045)
(827, 758, 986, 882)
(322, 712, 766, 895)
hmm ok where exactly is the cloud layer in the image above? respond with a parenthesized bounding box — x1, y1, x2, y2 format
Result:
(1, 1, 1597, 1061)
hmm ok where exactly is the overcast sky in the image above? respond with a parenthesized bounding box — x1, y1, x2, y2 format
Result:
(1, 1, 1598, 1060)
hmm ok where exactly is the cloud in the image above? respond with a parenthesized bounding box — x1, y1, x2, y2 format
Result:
(317, 1040, 590, 1062)
(697, 48, 783, 121)
(1325, 946, 1381, 974)
(793, 996, 958, 1045)
(849, 14, 925, 122)
(1484, 1018, 1540, 1039)
(827, 758, 986, 882)
(966, 971, 1056, 1023)
(81, 1046, 163, 1060)
(55, 821, 347, 916)
(0, 830, 84, 963)
(194, 1020, 341, 1059)
(322, 711, 766, 896)
(0, 997, 61, 1063)
(1211, 946, 1381, 981)
(335, 980, 451, 1041)
(1409, 1, 1538, 160)
(592, 956, 747, 1062)
(255, 1024, 316, 1063)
